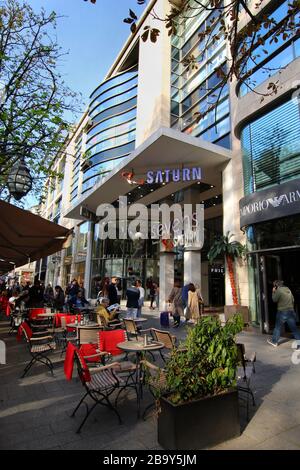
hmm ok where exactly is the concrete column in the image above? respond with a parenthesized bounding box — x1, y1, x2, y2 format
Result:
(135, 0, 171, 145)
(184, 250, 201, 287)
(70, 226, 78, 281)
(159, 251, 175, 311)
(57, 249, 65, 287)
(222, 74, 248, 306)
(84, 222, 94, 298)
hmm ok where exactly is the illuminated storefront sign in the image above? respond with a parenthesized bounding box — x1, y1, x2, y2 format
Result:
(146, 167, 202, 184)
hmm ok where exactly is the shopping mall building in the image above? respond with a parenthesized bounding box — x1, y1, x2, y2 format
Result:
(38, 0, 300, 334)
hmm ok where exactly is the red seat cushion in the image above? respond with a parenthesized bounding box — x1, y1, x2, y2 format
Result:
(98, 329, 126, 356)
(79, 344, 99, 363)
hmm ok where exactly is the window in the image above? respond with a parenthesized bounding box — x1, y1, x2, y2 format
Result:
(241, 98, 300, 195)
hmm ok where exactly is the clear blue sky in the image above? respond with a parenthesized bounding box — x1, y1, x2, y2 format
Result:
(28, 0, 145, 109)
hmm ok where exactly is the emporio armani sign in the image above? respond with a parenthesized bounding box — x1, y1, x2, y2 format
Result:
(239, 178, 300, 228)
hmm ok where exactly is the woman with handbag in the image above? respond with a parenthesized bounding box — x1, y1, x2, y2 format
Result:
(168, 280, 183, 328)
(187, 283, 200, 323)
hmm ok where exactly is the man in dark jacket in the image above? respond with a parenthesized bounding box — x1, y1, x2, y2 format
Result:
(28, 280, 44, 307)
(268, 280, 300, 347)
(108, 276, 118, 306)
(126, 281, 140, 319)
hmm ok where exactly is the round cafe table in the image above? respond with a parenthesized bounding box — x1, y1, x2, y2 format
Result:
(117, 339, 164, 418)
(66, 321, 99, 329)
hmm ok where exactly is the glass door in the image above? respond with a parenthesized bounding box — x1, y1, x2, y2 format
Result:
(259, 254, 281, 333)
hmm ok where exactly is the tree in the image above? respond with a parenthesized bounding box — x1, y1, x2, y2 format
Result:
(84, 0, 300, 120)
(207, 231, 245, 305)
(0, 0, 81, 203)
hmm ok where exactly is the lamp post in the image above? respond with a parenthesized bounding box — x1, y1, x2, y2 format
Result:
(6, 155, 33, 201)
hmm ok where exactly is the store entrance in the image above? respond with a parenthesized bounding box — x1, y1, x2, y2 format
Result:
(259, 250, 300, 333)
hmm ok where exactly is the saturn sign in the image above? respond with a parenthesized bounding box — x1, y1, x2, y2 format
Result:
(146, 167, 202, 184)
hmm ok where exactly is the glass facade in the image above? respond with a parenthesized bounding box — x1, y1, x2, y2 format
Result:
(82, 65, 138, 195)
(170, 0, 231, 149)
(242, 95, 300, 329)
(241, 98, 300, 195)
(91, 223, 159, 298)
(239, 0, 300, 96)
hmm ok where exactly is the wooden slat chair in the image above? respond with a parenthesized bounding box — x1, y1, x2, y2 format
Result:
(151, 328, 177, 362)
(59, 316, 79, 356)
(71, 349, 126, 433)
(18, 323, 56, 378)
(123, 318, 151, 340)
(78, 326, 102, 345)
(78, 326, 106, 366)
(236, 343, 256, 421)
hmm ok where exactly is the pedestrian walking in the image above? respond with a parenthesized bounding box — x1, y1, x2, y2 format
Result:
(267, 280, 300, 347)
(168, 280, 184, 328)
(187, 283, 200, 323)
(108, 276, 119, 306)
(126, 281, 140, 319)
(136, 279, 145, 318)
(53, 285, 65, 311)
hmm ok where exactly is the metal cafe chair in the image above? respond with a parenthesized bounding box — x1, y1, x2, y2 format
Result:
(151, 328, 177, 362)
(18, 323, 56, 378)
(123, 318, 151, 340)
(236, 342, 256, 421)
(59, 315, 79, 356)
(78, 326, 102, 346)
(70, 347, 131, 433)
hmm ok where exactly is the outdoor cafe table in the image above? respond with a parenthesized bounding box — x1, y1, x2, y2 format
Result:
(122, 317, 148, 323)
(66, 321, 99, 329)
(117, 339, 164, 418)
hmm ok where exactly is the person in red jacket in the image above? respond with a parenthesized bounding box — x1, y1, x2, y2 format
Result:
(0, 290, 9, 316)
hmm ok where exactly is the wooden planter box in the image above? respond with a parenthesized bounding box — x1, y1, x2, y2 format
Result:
(158, 388, 240, 450)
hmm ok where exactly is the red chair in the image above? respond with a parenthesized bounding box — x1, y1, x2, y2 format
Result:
(98, 329, 128, 357)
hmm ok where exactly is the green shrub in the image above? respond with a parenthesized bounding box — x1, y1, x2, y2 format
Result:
(162, 314, 243, 405)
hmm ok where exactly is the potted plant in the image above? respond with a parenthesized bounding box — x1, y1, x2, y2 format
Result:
(207, 231, 248, 322)
(150, 314, 244, 450)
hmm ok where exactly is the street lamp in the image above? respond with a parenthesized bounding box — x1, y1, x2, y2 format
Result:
(6, 156, 33, 201)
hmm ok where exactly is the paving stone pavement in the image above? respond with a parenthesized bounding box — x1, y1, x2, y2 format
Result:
(1, 307, 300, 450)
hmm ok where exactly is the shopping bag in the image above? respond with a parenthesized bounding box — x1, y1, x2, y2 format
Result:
(160, 311, 170, 327)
